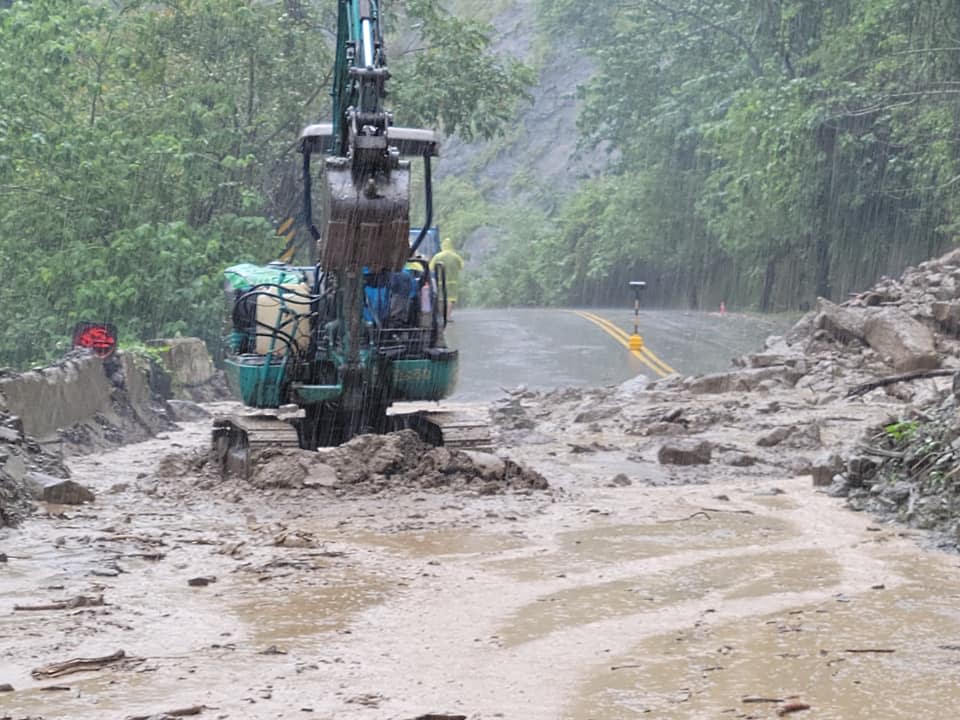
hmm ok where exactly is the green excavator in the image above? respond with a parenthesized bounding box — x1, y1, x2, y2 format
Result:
(213, 0, 475, 474)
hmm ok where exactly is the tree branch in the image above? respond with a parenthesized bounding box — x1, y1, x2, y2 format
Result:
(623, 0, 764, 77)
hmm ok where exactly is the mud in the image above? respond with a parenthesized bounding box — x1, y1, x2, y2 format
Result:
(8, 255, 960, 717)
(156, 427, 549, 500)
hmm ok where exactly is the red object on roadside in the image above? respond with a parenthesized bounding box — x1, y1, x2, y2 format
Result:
(72, 322, 118, 359)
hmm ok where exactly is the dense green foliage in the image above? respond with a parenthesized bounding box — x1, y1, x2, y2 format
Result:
(473, 0, 960, 310)
(0, 0, 529, 366)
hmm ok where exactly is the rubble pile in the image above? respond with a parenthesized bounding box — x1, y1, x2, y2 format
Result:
(827, 395, 960, 547)
(250, 430, 549, 496)
(0, 412, 70, 528)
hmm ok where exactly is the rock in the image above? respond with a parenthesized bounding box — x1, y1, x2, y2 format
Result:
(785, 310, 817, 346)
(188, 576, 216, 587)
(863, 308, 940, 372)
(36, 476, 94, 505)
(932, 302, 960, 334)
(757, 426, 795, 447)
(786, 423, 823, 449)
(847, 456, 880, 486)
(726, 453, 757, 467)
(657, 441, 713, 466)
(815, 299, 867, 343)
(809, 453, 845, 486)
(149, 338, 217, 398)
(301, 462, 340, 488)
(167, 400, 210, 422)
(0, 683, 12, 692)
(614, 375, 650, 400)
(573, 404, 621, 423)
(0, 426, 21, 443)
(687, 367, 799, 395)
(610, 473, 632, 486)
(641, 422, 687, 437)
(880, 480, 912, 505)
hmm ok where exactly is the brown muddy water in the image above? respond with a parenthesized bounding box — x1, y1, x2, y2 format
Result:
(3, 416, 960, 719)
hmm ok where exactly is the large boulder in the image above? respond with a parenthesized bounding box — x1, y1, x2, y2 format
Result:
(686, 366, 799, 395)
(862, 308, 940, 372)
(149, 338, 216, 399)
(814, 299, 866, 343)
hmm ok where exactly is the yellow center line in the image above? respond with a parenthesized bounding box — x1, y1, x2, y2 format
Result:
(572, 311, 670, 378)
(576, 311, 678, 376)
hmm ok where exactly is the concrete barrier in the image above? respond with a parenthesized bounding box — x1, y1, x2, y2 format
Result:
(0, 353, 113, 439)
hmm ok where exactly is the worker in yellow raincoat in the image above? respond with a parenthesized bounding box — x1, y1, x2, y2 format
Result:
(429, 238, 464, 319)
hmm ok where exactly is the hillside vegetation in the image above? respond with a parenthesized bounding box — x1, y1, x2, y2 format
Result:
(468, 0, 960, 312)
(0, 0, 529, 366)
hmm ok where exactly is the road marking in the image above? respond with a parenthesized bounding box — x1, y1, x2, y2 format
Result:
(572, 311, 675, 378)
(578, 311, 678, 376)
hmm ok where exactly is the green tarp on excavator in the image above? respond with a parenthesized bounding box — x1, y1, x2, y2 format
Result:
(223, 263, 304, 291)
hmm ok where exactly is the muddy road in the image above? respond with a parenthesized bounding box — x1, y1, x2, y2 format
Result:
(5, 378, 960, 719)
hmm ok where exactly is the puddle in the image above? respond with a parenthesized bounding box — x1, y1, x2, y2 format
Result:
(488, 515, 794, 582)
(232, 575, 388, 647)
(567, 555, 960, 719)
(497, 550, 837, 648)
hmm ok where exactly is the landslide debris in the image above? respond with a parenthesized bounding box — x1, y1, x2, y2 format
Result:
(488, 248, 960, 507)
(0, 412, 70, 528)
(156, 429, 549, 497)
(828, 396, 960, 548)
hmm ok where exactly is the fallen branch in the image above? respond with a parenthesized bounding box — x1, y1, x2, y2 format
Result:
(700, 506, 755, 515)
(844, 648, 896, 654)
(15, 595, 105, 612)
(847, 369, 955, 398)
(657, 511, 710, 524)
(127, 706, 205, 720)
(742, 696, 784, 704)
(779, 702, 812, 716)
(32, 650, 129, 679)
(610, 663, 643, 671)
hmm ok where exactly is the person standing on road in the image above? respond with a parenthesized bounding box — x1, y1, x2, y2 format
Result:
(429, 238, 464, 319)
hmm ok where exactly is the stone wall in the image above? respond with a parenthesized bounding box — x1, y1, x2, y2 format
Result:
(0, 353, 113, 439)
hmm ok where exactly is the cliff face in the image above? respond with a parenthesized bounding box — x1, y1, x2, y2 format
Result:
(438, 1, 603, 257)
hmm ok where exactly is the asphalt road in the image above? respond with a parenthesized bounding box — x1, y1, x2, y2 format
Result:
(445, 307, 792, 401)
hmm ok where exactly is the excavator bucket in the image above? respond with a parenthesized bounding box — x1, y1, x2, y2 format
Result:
(320, 156, 411, 272)
(300, 124, 439, 273)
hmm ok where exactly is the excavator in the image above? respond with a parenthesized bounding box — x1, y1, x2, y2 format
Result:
(213, 0, 479, 475)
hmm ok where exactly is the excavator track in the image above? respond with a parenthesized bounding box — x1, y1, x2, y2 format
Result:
(213, 403, 494, 479)
(390, 402, 494, 452)
(212, 413, 300, 479)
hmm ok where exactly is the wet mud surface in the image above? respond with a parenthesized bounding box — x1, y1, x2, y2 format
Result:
(4, 395, 960, 719)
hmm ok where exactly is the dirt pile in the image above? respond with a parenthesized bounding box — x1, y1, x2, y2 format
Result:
(253, 430, 549, 495)
(155, 430, 549, 498)
(0, 412, 70, 527)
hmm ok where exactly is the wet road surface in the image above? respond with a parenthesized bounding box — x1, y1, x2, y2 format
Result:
(446, 308, 791, 400)
(4, 407, 960, 719)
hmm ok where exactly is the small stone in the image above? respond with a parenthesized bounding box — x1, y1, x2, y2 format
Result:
(188, 576, 216, 587)
(41, 478, 95, 505)
(657, 441, 713, 466)
(0, 683, 13, 692)
(757, 426, 795, 447)
(610, 473, 632, 487)
(727, 454, 757, 467)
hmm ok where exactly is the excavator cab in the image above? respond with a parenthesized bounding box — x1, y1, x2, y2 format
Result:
(215, 1, 459, 468)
